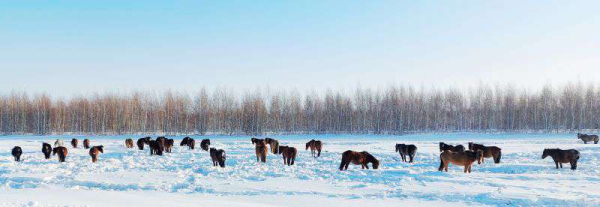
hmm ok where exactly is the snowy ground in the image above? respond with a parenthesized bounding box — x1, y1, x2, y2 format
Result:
(0, 133, 599, 206)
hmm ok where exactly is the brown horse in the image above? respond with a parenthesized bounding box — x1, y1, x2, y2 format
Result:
(253, 138, 268, 163)
(125, 139, 134, 148)
(156, 136, 167, 149)
(83, 139, 90, 149)
(439, 142, 465, 152)
(542, 148, 580, 170)
(53, 146, 68, 162)
(395, 144, 417, 163)
(165, 139, 174, 153)
(265, 138, 280, 154)
(306, 139, 322, 158)
(180, 137, 195, 150)
(278, 146, 297, 166)
(438, 150, 483, 173)
(71, 138, 79, 148)
(577, 133, 599, 144)
(89, 145, 104, 163)
(42, 143, 52, 159)
(148, 140, 164, 156)
(210, 148, 226, 168)
(468, 142, 501, 164)
(12, 146, 22, 162)
(200, 139, 211, 151)
(136, 138, 146, 150)
(339, 150, 379, 171)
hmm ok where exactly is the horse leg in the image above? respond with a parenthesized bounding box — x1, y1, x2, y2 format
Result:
(409, 154, 414, 163)
(291, 157, 295, 165)
(339, 160, 346, 171)
(560, 163, 563, 168)
(554, 161, 559, 169)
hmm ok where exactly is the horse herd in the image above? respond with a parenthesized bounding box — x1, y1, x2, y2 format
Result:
(6, 133, 595, 173)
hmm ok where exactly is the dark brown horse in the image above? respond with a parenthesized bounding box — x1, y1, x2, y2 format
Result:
(439, 150, 483, 173)
(200, 139, 211, 151)
(265, 138, 280, 154)
(210, 148, 226, 168)
(278, 146, 297, 166)
(439, 142, 465, 152)
(181, 137, 195, 150)
(125, 139, 134, 148)
(42, 143, 52, 159)
(306, 139, 322, 158)
(253, 138, 268, 163)
(12, 146, 22, 162)
(136, 138, 146, 150)
(577, 133, 599, 144)
(339, 150, 379, 171)
(83, 139, 90, 149)
(542, 148, 580, 170)
(156, 136, 167, 149)
(468, 142, 501, 164)
(53, 146, 68, 162)
(395, 144, 417, 163)
(165, 139, 174, 153)
(148, 140, 164, 156)
(89, 145, 104, 163)
(71, 139, 79, 148)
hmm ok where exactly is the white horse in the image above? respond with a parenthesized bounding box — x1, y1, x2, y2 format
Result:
(54, 139, 64, 147)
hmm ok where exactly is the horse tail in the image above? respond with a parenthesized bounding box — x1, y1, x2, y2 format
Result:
(495, 150, 501, 164)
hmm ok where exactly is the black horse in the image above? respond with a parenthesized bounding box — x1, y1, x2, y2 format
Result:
(12, 146, 22, 162)
(42, 143, 53, 159)
(395, 144, 417, 163)
(210, 148, 226, 168)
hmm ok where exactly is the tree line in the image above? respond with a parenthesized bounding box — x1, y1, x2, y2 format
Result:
(0, 83, 599, 135)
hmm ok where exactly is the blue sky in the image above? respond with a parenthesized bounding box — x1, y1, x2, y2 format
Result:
(1, 1, 599, 96)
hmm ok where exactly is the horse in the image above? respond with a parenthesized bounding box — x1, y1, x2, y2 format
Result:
(148, 140, 164, 156)
(54, 139, 64, 147)
(251, 138, 265, 145)
(468, 142, 502, 164)
(156, 136, 167, 149)
(305, 139, 322, 158)
(200, 139, 211, 151)
(89, 145, 104, 163)
(265, 138, 280, 154)
(83, 139, 90, 149)
(254, 139, 268, 163)
(165, 139, 174, 153)
(181, 137, 195, 150)
(125, 139, 134, 148)
(339, 150, 379, 171)
(439, 142, 465, 152)
(137, 138, 146, 150)
(278, 146, 297, 166)
(53, 146, 68, 162)
(395, 144, 417, 163)
(542, 148, 580, 170)
(438, 150, 483, 173)
(42, 143, 52, 159)
(12, 146, 22, 162)
(210, 148, 226, 168)
(71, 138, 78, 148)
(577, 133, 599, 144)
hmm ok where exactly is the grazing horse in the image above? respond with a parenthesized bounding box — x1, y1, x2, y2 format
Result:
(71, 139, 79, 148)
(125, 139, 134, 148)
(265, 138, 280, 154)
(439, 142, 465, 152)
(577, 133, 599, 144)
(200, 139, 211, 151)
(305, 139, 322, 158)
(137, 138, 146, 150)
(339, 150, 380, 171)
(53, 146, 68, 162)
(181, 137, 195, 150)
(148, 140, 164, 156)
(253, 138, 268, 163)
(278, 146, 297, 166)
(210, 148, 226, 168)
(12, 146, 22, 162)
(165, 139, 174, 153)
(54, 139, 64, 147)
(42, 143, 52, 159)
(395, 144, 417, 163)
(468, 142, 502, 164)
(89, 145, 104, 163)
(83, 139, 90, 149)
(542, 148, 580, 170)
(439, 150, 483, 173)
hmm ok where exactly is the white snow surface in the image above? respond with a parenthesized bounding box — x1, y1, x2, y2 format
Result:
(0, 133, 598, 206)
